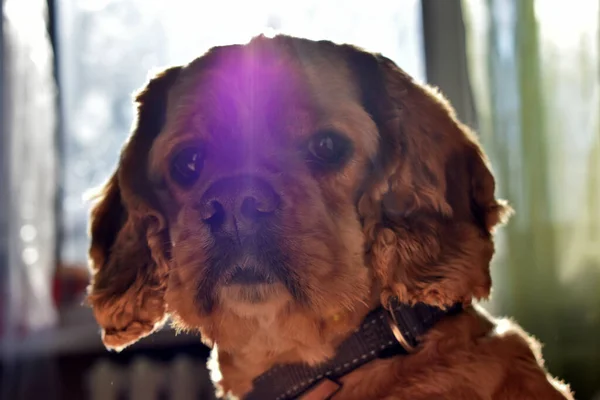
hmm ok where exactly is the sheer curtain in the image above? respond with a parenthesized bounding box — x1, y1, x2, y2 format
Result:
(1, 0, 58, 343)
(463, 0, 600, 398)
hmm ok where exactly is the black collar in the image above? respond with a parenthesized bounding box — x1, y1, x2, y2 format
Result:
(244, 299, 463, 400)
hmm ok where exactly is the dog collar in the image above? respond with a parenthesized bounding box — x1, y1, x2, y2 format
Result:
(244, 299, 462, 400)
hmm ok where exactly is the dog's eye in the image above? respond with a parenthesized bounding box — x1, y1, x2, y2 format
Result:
(307, 131, 352, 167)
(170, 147, 203, 186)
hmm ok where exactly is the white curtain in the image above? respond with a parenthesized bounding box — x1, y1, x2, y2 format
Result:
(1, 0, 58, 341)
(463, 0, 600, 397)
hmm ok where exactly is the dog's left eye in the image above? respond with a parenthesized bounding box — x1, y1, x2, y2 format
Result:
(170, 147, 203, 186)
(307, 131, 352, 168)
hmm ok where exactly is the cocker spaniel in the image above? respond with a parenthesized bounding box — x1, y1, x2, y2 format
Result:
(87, 35, 573, 399)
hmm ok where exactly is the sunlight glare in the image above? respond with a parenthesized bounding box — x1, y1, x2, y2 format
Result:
(148, 0, 425, 81)
(536, 0, 599, 50)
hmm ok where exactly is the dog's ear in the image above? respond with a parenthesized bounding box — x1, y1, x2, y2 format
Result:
(87, 66, 181, 351)
(348, 49, 512, 307)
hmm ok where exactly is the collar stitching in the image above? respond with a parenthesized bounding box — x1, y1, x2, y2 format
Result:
(268, 312, 394, 400)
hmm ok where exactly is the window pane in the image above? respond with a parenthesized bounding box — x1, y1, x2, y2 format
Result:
(57, 0, 425, 265)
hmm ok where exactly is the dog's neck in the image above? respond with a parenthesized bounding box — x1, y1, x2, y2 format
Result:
(209, 300, 376, 396)
(210, 295, 461, 399)
(246, 302, 464, 400)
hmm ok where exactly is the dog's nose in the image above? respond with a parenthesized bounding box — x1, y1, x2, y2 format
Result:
(198, 176, 280, 233)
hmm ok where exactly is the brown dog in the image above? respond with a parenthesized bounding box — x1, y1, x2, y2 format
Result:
(87, 35, 573, 399)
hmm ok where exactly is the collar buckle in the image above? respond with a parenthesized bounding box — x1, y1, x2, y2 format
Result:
(386, 311, 416, 353)
(385, 296, 417, 353)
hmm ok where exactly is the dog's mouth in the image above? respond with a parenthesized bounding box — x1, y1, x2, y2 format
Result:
(217, 264, 289, 308)
(199, 236, 307, 309)
(224, 266, 277, 286)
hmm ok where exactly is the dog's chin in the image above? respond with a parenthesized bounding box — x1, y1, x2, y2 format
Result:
(219, 282, 292, 317)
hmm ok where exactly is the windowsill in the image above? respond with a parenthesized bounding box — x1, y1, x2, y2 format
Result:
(0, 304, 201, 359)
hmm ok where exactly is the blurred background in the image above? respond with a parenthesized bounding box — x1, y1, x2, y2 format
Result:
(0, 0, 598, 399)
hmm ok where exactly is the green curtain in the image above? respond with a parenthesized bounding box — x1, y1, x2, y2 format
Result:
(463, 0, 600, 398)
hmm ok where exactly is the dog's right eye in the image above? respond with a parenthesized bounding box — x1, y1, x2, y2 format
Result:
(170, 147, 203, 186)
(306, 130, 353, 170)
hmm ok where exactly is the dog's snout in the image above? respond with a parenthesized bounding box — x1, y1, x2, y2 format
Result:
(199, 176, 279, 233)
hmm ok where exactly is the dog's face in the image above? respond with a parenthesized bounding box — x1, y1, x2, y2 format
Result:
(153, 41, 379, 323)
(87, 35, 511, 353)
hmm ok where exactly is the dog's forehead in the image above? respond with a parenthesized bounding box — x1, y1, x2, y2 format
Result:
(170, 39, 369, 130)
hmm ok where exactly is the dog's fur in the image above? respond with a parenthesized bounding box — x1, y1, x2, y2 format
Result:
(87, 35, 573, 399)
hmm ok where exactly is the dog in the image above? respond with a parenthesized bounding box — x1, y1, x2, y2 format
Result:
(86, 35, 573, 399)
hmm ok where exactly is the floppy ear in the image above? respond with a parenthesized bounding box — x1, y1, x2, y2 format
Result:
(87, 66, 181, 351)
(349, 50, 512, 307)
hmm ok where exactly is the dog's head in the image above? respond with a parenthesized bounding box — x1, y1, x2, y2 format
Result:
(87, 35, 511, 354)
